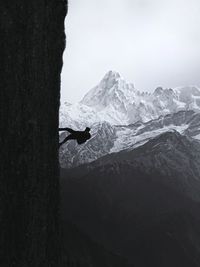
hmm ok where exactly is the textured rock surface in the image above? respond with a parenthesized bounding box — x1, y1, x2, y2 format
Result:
(0, 1, 67, 266)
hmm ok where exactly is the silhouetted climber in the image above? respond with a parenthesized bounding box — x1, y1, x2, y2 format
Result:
(59, 127, 91, 147)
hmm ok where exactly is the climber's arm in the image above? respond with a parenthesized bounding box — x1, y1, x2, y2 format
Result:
(58, 127, 75, 133)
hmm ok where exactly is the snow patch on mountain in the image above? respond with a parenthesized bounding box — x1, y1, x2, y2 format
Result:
(59, 102, 99, 129)
(194, 133, 200, 140)
(111, 124, 189, 153)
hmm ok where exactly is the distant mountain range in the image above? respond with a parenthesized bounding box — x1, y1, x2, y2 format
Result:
(59, 71, 200, 168)
(59, 109, 200, 168)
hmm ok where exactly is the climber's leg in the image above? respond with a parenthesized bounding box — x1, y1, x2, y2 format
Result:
(59, 134, 74, 147)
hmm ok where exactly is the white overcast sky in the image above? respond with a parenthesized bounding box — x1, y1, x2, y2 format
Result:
(61, 0, 200, 103)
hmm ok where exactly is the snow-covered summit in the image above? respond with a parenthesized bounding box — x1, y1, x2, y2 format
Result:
(81, 70, 135, 110)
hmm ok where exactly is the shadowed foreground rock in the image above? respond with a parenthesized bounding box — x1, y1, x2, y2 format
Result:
(0, 1, 67, 266)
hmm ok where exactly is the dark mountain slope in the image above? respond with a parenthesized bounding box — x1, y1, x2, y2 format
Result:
(62, 220, 133, 267)
(61, 132, 200, 266)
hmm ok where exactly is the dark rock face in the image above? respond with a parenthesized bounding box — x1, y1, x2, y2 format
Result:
(0, 1, 67, 266)
(61, 132, 200, 266)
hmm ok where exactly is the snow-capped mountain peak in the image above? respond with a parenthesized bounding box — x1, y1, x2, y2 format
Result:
(153, 86, 164, 95)
(173, 86, 200, 111)
(60, 71, 200, 127)
(80, 70, 135, 109)
(153, 87, 175, 97)
(100, 70, 121, 85)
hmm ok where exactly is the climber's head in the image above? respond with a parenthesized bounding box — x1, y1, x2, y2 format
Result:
(85, 127, 90, 132)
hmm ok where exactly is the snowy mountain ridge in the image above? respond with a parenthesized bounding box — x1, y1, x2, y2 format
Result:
(59, 110, 200, 168)
(60, 70, 200, 127)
